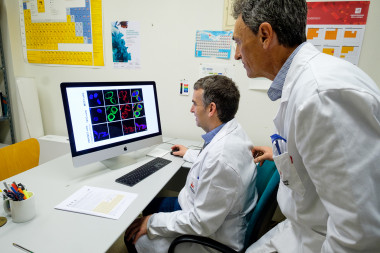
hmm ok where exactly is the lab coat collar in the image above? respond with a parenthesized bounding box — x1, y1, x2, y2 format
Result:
(273, 43, 320, 133)
(268, 42, 307, 101)
(201, 123, 226, 146)
(280, 42, 320, 103)
(198, 118, 238, 156)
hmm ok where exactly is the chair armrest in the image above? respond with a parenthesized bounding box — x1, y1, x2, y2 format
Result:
(168, 235, 238, 253)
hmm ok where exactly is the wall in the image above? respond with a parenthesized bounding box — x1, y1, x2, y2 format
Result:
(1, 0, 379, 147)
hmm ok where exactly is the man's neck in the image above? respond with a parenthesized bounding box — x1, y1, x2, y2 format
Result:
(266, 45, 299, 81)
(204, 120, 223, 133)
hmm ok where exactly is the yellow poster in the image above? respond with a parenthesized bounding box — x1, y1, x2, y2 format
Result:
(19, 0, 104, 66)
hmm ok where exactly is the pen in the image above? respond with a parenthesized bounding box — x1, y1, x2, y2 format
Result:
(6, 192, 17, 201)
(3, 181, 10, 191)
(10, 186, 20, 200)
(13, 243, 34, 253)
(270, 134, 287, 155)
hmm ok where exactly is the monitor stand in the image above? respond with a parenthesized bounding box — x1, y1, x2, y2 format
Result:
(101, 148, 150, 170)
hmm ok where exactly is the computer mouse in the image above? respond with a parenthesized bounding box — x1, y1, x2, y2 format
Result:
(171, 147, 180, 155)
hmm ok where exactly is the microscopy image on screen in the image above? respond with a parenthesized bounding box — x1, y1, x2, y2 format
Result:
(120, 104, 133, 119)
(122, 119, 135, 135)
(93, 123, 110, 142)
(133, 103, 145, 118)
(104, 90, 119, 106)
(131, 89, 143, 103)
(135, 117, 147, 132)
(89, 107, 107, 125)
(106, 105, 121, 122)
(87, 90, 105, 107)
(118, 89, 131, 104)
(87, 88, 147, 142)
(108, 121, 123, 138)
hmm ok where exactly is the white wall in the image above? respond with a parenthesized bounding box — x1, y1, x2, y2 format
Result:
(1, 0, 379, 146)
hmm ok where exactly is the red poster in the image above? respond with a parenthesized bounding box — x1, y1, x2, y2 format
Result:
(307, 1, 370, 25)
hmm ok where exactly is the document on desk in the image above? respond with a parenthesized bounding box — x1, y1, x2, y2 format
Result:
(55, 186, 138, 220)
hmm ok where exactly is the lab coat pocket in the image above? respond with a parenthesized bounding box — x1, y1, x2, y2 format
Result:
(273, 152, 305, 196)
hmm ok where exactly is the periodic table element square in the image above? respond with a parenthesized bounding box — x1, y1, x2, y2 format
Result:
(195, 30, 233, 59)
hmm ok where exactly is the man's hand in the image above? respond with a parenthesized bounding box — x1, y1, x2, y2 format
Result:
(125, 215, 152, 244)
(252, 146, 273, 166)
(171, 144, 188, 157)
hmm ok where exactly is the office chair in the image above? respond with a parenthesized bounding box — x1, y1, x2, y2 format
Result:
(0, 138, 40, 181)
(168, 160, 280, 253)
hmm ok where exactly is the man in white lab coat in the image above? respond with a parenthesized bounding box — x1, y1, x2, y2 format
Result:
(125, 75, 257, 253)
(232, 0, 380, 252)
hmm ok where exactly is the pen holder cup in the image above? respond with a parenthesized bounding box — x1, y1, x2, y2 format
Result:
(3, 191, 36, 223)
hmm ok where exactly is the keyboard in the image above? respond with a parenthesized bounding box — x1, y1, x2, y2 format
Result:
(115, 157, 172, 187)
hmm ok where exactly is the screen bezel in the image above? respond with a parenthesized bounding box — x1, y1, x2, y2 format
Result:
(60, 81, 162, 162)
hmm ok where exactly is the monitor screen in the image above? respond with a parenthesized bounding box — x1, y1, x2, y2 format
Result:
(60, 81, 162, 167)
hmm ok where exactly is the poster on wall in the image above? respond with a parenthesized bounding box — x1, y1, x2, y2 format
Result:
(195, 30, 233, 59)
(111, 21, 141, 69)
(306, 1, 370, 65)
(19, 0, 104, 66)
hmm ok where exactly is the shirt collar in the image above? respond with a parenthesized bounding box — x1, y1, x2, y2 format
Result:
(267, 42, 307, 101)
(202, 123, 226, 145)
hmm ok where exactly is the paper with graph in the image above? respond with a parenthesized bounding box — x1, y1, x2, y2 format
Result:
(55, 186, 137, 219)
(306, 1, 369, 65)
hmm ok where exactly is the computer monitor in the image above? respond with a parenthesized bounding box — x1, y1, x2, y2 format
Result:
(60, 81, 162, 168)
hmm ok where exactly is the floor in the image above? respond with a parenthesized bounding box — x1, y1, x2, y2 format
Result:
(106, 233, 128, 253)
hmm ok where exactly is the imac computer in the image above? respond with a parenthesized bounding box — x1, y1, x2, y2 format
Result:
(60, 81, 163, 168)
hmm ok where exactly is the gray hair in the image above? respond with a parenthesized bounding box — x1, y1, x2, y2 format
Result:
(194, 75, 240, 123)
(233, 0, 307, 47)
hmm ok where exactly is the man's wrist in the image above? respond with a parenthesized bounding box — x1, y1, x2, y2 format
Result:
(146, 214, 156, 239)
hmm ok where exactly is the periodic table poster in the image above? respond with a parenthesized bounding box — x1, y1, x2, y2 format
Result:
(306, 1, 370, 65)
(195, 30, 233, 59)
(19, 0, 104, 66)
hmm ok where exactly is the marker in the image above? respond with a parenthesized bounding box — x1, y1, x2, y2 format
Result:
(18, 183, 26, 191)
(10, 187, 20, 200)
(12, 182, 19, 191)
(22, 190, 29, 199)
(13, 243, 34, 253)
(17, 188, 27, 200)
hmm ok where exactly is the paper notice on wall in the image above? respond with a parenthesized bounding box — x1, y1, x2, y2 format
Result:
(306, 1, 370, 65)
(199, 63, 234, 80)
(248, 78, 272, 91)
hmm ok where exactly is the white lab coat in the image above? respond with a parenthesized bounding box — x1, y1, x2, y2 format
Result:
(247, 42, 380, 253)
(136, 118, 257, 253)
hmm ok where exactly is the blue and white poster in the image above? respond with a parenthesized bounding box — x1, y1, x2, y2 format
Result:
(195, 30, 233, 59)
(111, 21, 141, 69)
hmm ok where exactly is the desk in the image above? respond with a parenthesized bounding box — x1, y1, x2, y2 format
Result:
(0, 140, 192, 253)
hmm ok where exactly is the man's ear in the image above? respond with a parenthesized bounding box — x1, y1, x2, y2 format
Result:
(208, 102, 217, 117)
(258, 22, 273, 49)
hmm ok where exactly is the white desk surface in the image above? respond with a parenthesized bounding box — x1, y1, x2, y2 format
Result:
(0, 142, 185, 253)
